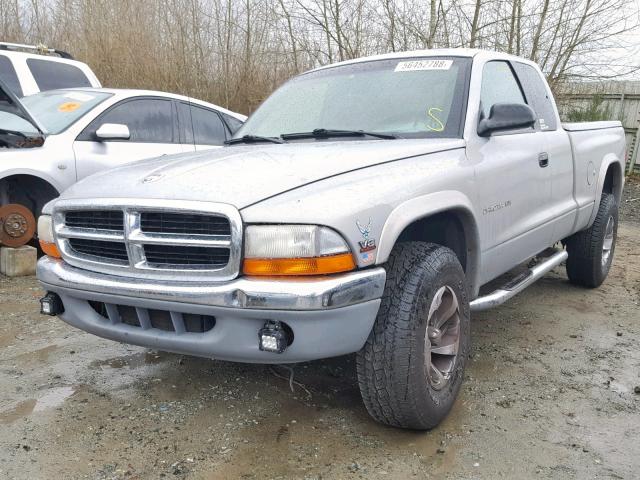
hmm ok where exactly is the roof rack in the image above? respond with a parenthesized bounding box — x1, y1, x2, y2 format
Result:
(0, 42, 74, 60)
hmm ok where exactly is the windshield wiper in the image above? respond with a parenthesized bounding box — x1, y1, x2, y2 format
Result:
(0, 127, 28, 138)
(225, 135, 285, 145)
(281, 128, 398, 141)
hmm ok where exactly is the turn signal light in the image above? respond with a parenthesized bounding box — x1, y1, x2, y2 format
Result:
(243, 253, 356, 276)
(37, 215, 61, 258)
(39, 240, 61, 258)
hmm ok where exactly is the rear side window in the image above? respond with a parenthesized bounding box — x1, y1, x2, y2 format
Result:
(0, 55, 23, 97)
(192, 106, 227, 145)
(512, 63, 557, 131)
(480, 61, 527, 120)
(80, 98, 174, 143)
(27, 58, 92, 91)
(178, 102, 227, 145)
(222, 113, 243, 134)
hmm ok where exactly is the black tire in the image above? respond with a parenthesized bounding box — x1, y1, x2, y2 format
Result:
(356, 242, 470, 430)
(565, 193, 618, 288)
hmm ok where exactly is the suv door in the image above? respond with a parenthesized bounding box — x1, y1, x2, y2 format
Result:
(73, 97, 183, 180)
(177, 102, 228, 151)
(468, 60, 554, 283)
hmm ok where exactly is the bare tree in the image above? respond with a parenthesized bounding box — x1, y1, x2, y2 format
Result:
(1, 0, 637, 113)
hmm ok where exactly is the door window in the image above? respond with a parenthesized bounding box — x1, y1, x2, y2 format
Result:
(80, 98, 174, 142)
(192, 105, 227, 145)
(512, 62, 558, 131)
(0, 55, 23, 96)
(480, 61, 527, 120)
(222, 113, 244, 134)
(178, 102, 227, 145)
(26, 58, 92, 91)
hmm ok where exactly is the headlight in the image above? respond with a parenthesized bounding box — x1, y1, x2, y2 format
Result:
(37, 215, 61, 258)
(243, 225, 355, 276)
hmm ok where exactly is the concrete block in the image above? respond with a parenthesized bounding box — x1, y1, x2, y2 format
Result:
(1, 246, 37, 277)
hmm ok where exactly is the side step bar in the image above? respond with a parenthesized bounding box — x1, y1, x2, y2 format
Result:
(470, 249, 568, 312)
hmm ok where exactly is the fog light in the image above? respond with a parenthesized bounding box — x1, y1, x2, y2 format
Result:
(259, 321, 290, 354)
(40, 292, 64, 316)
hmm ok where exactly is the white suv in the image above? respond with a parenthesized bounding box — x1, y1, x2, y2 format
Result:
(0, 42, 101, 97)
(0, 84, 245, 246)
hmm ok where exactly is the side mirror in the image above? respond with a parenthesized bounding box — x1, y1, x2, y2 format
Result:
(95, 123, 130, 141)
(477, 103, 536, 137)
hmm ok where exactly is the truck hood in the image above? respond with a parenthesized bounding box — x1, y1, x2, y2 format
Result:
(61, 139, 464, 209)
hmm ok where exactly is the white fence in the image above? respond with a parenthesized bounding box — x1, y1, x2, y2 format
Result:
(557, 86, 640, 174)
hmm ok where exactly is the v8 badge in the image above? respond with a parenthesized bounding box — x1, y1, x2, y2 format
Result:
(356, 218, 377, 253)
(359, 238, 376, 252)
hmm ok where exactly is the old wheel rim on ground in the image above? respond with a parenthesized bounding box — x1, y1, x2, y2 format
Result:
(425, 285, 461, 390)
(602, 215, 615, 267)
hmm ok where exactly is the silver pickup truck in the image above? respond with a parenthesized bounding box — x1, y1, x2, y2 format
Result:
(36, 49, 626, 430)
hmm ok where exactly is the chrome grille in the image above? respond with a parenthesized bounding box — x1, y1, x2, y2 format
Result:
(53, 199, 242, 281)
(69, 238, 128, 263)
(65, 210, 124, 231)
(144, 244, 230, 267)
(141, 212, 231, 236)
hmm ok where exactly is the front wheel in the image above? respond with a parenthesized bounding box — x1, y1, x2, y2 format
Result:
(356, 242, 470, 430)
(565, 193, 618, 288)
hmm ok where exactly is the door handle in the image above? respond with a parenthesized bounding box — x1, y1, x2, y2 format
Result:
(538, 152, 549, 168)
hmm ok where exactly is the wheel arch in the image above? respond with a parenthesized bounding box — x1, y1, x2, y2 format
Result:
(377, 191, 481, 296)
(589, 156, 624, 227)
(0, 173, 61, 217)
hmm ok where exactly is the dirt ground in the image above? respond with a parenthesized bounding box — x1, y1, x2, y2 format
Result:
(1, 183, 639, 480)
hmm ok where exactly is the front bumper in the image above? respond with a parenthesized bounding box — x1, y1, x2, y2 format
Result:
(37, 257, 385, 363)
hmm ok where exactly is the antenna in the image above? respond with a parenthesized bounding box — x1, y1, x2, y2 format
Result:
(187, 95, 196, 150)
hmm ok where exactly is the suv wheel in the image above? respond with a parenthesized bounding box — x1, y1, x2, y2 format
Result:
(356, 242, 470, 429)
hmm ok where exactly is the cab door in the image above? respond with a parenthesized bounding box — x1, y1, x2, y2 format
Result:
(468, 60, 554, 283)
(511, 62, 576, 243)
(73, 97, 184, 180)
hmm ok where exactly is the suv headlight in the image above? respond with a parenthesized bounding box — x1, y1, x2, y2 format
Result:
(37, 215, 61, 258)
(243, 225, 355, 276)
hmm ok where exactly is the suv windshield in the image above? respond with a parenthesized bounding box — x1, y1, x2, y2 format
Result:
(236, 57, 471, 140)
(0, 90, 112, 135)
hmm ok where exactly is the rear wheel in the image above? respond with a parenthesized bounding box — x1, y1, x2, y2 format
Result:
(566, 193, 618, 288)
(356, 242, 470, 430)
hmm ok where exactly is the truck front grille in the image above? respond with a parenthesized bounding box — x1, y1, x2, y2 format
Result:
(144, 244, 230, 267)
(53, 199, 242, 281)
(69, 238, 128, 263)
(65, 210, 124, 231)
(141, 212, 231, 236)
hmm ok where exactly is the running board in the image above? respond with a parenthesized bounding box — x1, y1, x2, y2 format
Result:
(470, 249, 568, 312)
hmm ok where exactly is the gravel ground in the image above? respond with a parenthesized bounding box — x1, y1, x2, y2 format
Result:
(1, 190, 639, 479)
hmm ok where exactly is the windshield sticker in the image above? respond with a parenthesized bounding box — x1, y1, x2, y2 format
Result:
(64, 92, 94, 102)
(395, 60, 453, 72)
(426, 107, 445, 132)
(58, 102, 81, 113)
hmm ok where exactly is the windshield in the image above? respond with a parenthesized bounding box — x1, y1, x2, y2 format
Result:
(0, 90, 112, 135)
(236, 57, 471, 140)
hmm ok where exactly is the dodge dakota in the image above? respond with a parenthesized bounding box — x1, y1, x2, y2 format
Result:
(36, 49, 626, 429)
